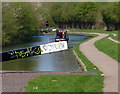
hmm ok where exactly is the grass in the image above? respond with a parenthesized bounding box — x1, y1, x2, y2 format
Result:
(67, 28, 118, 34)
(24, 33, 104, 92)
(25, 75, 103, 92)
(50, 28, 118, 34)
(73, 39, 102, 75)
(94, 37, 119, 62)
(109, 33, 120, 41)
(111, 35, 120, 41)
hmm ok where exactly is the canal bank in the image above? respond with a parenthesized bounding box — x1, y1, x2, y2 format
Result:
(2, 33, 104, 92)
(4, 32, 116, 92)
(70, 32, 102, 75)
(23, 33, 104, 92)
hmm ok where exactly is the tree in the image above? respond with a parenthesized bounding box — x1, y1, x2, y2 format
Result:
(49, 3, 64, 27)
(13, 2, 39, 39)
(2, 2, 39, 45)
(101, 2, 120, 31)
(2, 2, 17, 45)
(74, 2, 97, 29)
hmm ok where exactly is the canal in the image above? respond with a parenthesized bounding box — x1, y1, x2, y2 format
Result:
(2, 35, 88, 71)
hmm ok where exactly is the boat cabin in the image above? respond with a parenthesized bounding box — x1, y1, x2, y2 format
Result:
(55, 30, 69, 42)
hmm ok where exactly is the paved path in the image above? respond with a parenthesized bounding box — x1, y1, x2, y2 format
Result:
(80, 33, 118, 92)
(108, 37, 120, 44)
(1, 71, 97, 92)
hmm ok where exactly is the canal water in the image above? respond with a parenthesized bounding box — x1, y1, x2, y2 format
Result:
(2, 35, 88, 71)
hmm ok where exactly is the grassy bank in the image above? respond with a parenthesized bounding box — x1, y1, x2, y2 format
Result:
(73, 40, 102, 75)
(24, 33, 103, 92)
(94, 37, 119, 62)
(109, 33, 120, 41)
(111, 35, 120, 41)
(67, 29, 118, 34)
(25, 75, 103, 92)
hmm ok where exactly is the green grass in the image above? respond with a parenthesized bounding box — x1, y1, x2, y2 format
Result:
(25, 75, 103, 92)
(24, 34, 104, 92)
(73, 41, 102, 75)
(112, 36, 120, 41)
(67, 28, 118, 34)
(109, 33, 120, 41)
(94, 37, 119, 62)
(73, 34, 104, 75)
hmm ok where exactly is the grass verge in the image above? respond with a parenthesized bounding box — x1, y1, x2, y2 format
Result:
(109, 33, 120, 41)
(25, 75, 103, 92)
(94, 37, 119, 62)
(111, 35, 120, 41)
(73, 37, 102, 75)
(24, 33, 103, 92)
(67, 28, 118, 34)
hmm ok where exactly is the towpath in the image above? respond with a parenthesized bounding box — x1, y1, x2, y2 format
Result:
(80, 33, 118, 92)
